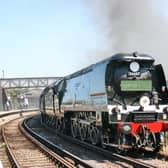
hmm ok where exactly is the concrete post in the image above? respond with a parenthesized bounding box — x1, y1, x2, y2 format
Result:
(0, 88, 3, 111)
(0, 88, 7, 111)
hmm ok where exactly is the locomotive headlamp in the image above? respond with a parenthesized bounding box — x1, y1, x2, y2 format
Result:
(139, 96, 150, 107)
(130, 61, 140, 72)
(121, 124, 132, 134)
(163, 114, 167, 120)
(117, 113, 122, 121)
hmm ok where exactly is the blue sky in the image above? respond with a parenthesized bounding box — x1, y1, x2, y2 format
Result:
(0, 1, 101, 78)
(0, 1, 168, 78)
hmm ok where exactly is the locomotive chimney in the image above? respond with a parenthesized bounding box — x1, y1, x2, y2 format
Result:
(133, 52, 138, 57)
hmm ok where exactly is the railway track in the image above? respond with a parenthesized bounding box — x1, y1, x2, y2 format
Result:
(3, 118, 59, 168)
(0, 110, 38, 168)
(0, 129, 11, 168)
(48, 129, 158, 168)
(25, 115, 167, 168)
(57, 132, 168, 168)
(2, 110, 166, 168)
(22, 118, 94, 168)
(2, 117, 80, 168)
(0, 112, 92, 168)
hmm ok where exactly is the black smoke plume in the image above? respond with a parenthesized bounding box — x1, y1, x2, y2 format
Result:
(84, 0, 168, 76)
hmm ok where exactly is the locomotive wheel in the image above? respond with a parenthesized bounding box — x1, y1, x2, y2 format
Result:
(51, 117, 55, 128)
(79, 125, 87, 141)
(101, 135, 108, 149)
(43, 114, 47, 123)
(59, 119, 65, 132)
(49, 116, 53, 127)
(136, 125, 148, 148)
(89, 126, 100, 145)
(136, 125, 159, 151)
(71, 121, 78, 138)
(55, 118, 61, 131)
(149, 133, 161, 152)
(117, 133, 125, 153)
(46, 115, 50, 126)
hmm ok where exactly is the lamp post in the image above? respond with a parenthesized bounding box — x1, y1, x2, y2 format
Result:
(2, 70, 4, 79)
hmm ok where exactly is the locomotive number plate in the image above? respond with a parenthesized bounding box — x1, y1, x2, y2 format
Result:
(127, 71, 141, 77)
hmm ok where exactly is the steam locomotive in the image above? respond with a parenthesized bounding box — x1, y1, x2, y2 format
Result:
(40, 52, 168, 151)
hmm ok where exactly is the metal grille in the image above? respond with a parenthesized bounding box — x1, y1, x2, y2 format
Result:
(131, 112, 157, 122)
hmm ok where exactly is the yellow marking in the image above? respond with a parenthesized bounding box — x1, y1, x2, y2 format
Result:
(90, 92, 105, 97)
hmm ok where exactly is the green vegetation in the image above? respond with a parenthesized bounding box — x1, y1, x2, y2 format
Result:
(6, 88, 29, 109)
(6, 89, 26, 98)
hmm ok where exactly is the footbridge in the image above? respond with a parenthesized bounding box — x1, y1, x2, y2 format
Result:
(0, 77, 62, 111)
(0, 77, 62, 88)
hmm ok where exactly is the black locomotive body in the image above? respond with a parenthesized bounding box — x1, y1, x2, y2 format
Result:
(40, 52, 168, 150)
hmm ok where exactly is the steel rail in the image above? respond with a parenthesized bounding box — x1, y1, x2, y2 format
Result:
(1, 113, 62, 168)
(48, 126, 158, 168)
(23, 117, 93, 168)
(0, 109, 38, 168)
(0, 110, 90, 168)
(2, 127, 21, 168)
(20, 120, 76, 168)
